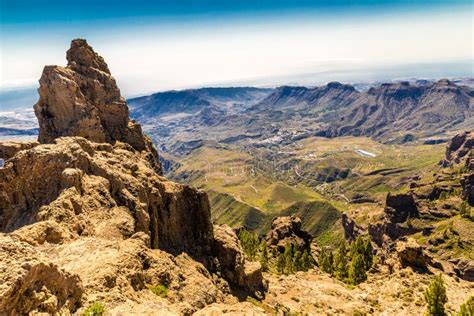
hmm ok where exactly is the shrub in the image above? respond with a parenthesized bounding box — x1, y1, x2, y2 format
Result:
(147, 284, 168, 298)
(82, 302, 105, 316)
(425, 274, 447, 316)
(276, 253, 286, 274)
(458, 296, 474, 316)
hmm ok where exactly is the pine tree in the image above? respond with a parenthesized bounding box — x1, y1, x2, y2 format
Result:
(238, 228, 259, 260)
(318, 248, 334, 274)
(259, 240, 269, 272)
(363, 238, 373, 270)
(293, 250, 302, 271)
(276, 253, 286, 274)
(458, 296, 474, 316)
(348, 254, 367, 285)
(425, 274, 447, 316)
(333, 240, 349, 281)
(300, 249, 312, 271)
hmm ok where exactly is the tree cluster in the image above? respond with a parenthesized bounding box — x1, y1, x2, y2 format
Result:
(238, 228, 314, 274)
(275, 243, 314, 275)
(318, 236, 373, 285)
(238, 228, 260, 260)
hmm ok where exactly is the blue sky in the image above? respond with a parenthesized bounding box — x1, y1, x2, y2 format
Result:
(1, 0, 473, 95)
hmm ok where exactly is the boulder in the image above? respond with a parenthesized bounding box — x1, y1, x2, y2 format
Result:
(453, 259, 474, 282)
(369, 193, 420, 246)
(266, 215, 312, 252)
(395, 238, 432, 270)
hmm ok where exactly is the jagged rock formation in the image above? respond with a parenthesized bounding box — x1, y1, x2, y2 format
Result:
(34, 39, 161, 174)
(369, 193, 420, 246)
(442, 131, 474, 166)
(341, 212, 363, 241)
(266, 215, 312, 252)
(0, 39, 263, 314)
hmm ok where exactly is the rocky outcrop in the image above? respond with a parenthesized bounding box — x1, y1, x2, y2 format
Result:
(395, 238, 433, 270)
(0, 141, 38, 161)
(441, 131, 474, 166)
(0, 39, 265, 314)
(0, 234, 83, 314)
(34, 39, 161, 174)
(341, 213, 363, 241)
(369, 193, 420, 246)
(266, 215, 312, 252)
(0, 137, 213, 256)
(440, 131, 474, 205)
(213, 225, 266, 295)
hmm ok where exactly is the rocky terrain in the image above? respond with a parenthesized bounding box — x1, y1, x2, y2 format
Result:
(0, 39, 472, 315)
(0, 39, 265, 315)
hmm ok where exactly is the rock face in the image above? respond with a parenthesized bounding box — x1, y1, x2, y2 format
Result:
(0, 235, 83, 314)
(440, 131, 474, 205)
(369, 193, 420, 246)
(266, 215, 312, 252)
(442, 131, 474, 166)
(34, 39, 161, 174)
(213, 225, 266, 295)
(341, 213, 363, 241)
(0, 39, 265, 314)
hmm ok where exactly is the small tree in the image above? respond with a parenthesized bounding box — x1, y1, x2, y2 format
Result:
(283, 243, 295, 274)
(318, 247, 334, 275)
(239, 228, 259, 260)
(259, 240, 269, 271)
(363, 238, 374, 270)
(458, 296, 474, 316)
(425, 274, 447, 316)
(293, 250, 302, 271)
(276, 253, 286, 274)
(348, 254, 367, 285)
(333, 240, 348, 281)
(300, 249, 313, 271)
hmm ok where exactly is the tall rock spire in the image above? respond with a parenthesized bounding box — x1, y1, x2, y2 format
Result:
(34, 39, 162, 173)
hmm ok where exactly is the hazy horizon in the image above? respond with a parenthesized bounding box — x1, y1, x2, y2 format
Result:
(1, 0, 473, 96)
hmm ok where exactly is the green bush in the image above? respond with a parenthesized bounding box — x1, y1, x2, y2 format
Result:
(318, 247, 334, 275)
(82, 302, 105, 316)
(458, 296, 474, 316)
(425, 274, 447, 316)
(147, 284, 168, 298)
